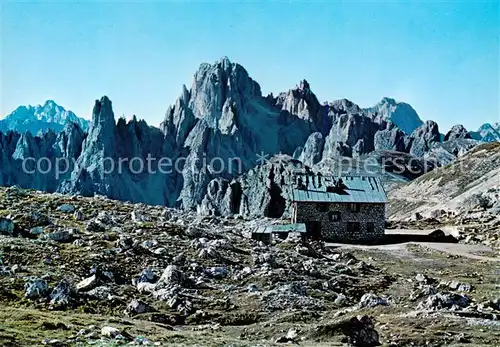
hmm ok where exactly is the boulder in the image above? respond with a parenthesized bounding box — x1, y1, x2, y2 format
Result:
(0, 218, 15, 236)
(25, 278, 49, 300)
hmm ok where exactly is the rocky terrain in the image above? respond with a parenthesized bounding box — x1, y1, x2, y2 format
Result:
(387, 142, 500, 253)
(0, 187, 500, 346)
(0, 185, 499, 346)
(388, 142, 500, 220)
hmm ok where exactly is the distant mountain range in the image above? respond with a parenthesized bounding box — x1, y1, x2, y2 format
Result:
(0, 57, 498, 216)
(470, 123, 500, 143)
(2, 94, 497, 145)
(0, 100, 89, 135)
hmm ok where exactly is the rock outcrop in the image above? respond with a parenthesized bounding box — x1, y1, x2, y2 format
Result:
(365, 97, 423, 135)
(61, 96, 181, 206)
(408, 121, 441, 157)
(444, 124, 472, 141)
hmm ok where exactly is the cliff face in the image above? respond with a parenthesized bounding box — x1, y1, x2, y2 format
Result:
(0, 57, 483, 215)
(0, 122, 85, 192)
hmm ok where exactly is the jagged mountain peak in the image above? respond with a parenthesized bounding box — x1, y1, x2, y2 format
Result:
(298, 79, 311, 91)
(328, 98, 361, 111)
(379, 96, 398, 105)
(365, 97, 423, 135)
(444, 124, 472, 141)
(470, 122, 500, 142)
(89, 96, 116, 132)
(41, 99, 57, 107)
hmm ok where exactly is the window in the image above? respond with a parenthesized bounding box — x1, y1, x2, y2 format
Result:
(366, 222, 375, 233)
(347, 222, 360, 233)
(349, 203, 361, 213)
(317, 203, 328, 212)
(329, 211, 340, 222)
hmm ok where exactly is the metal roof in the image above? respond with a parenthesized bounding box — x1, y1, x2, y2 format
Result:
(270, 223, 307, 233)
(291, 175, 388, 204)
(253, 223, 307, 234)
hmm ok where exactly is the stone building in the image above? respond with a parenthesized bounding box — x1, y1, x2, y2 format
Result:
(291, 174, 387, 243)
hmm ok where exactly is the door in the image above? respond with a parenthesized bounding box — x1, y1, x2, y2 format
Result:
(306, 221, 322, 240)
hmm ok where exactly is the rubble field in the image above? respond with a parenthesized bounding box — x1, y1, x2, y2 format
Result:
(0, 186, 499, 346)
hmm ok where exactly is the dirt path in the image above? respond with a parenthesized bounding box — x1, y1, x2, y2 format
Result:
(416, 242, 499, 262)
(327, 232, 500, 262)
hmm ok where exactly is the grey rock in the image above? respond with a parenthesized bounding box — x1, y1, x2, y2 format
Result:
(137, 268, 156, 284)
(76, 275, 98, 292)
(125, 299, 150, 315)
(30, 226, 44, 236)
(334, 293, 347, 306)
(86, 286, 112, 300)
(45, 229, 74, 243)
(29, 211, 51, 226)
(25, 278, 49, 299)
(443, 280, 473, 292)
(73, 210, 84, 221)
(101, 326, 121, 338)
(50, 280, 74, 307)
(198, 247, 220, 260)
(87, 220, 105, 232)
(247, 284, 259, 292)
(409, 121, 441, 157)
(157, 265, 184, 288)
(445, 124, 472, 141)
(342, 315, 380, 347)
(131, 210, 150, 223)
(0, 218, 15, 236)
(418, 292, 471, 310)
(415, 273, 428, 283)
(358, 293, 389, 308)
(206, 267, 228, 278)
(96, 211, 113, 225)
(57, 204, 75, 213)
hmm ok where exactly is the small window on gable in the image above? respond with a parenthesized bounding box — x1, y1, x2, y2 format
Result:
(329, 211, 340, 222)
(349, 203, 361, 213)
(317, 203, 328, 212)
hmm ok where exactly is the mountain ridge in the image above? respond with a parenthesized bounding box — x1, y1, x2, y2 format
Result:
(0, 57, 495, 216)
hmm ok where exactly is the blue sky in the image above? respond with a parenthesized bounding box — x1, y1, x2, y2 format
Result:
(1, 1, 499, 132)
